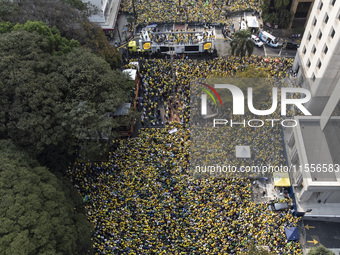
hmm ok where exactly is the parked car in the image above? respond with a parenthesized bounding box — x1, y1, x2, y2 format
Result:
(284, 42, 299, 50)
(251, 35, 263, 47)
(268, 202, 289, 211)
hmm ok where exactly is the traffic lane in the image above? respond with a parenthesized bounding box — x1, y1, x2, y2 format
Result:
(253, 45, 297, 58)
(280, 48, 298, 58)
(304, 220, 340, 248)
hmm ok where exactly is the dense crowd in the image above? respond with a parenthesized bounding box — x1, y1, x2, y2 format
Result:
(126, 56, 293, 127)
(67, 55, 305, 254)
(147, 29, 215, 45)
(69, 124, 301, 254)
(121, 0, 261, 25)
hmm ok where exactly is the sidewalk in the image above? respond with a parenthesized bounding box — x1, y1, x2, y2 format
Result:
(113, 13, 132, 45)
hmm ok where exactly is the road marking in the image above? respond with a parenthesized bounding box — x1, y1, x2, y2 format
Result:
(307, 239, 318, 245)
(263, 45, 267, 57)
(305, 224, 315, 230)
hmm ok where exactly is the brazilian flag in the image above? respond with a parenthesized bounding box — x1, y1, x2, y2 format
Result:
(204, 0, 209, 7)
(83, 195, 89, 203)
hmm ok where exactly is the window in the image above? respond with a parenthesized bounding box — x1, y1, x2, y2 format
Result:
(308, 33, 312, 41)
(303, 46, 306, 54)
(319, 1, 323, 10)
(313, 17, 317, 26)
(323, 46, 328, 54)
(318, 30, 323, 40)
(331, 0, 336, 6)
(312, 45, 316, 54)
(324, 14, 329, 24)
(307, 59, 311, 68)
(323, 45, 328, 54)
(317, 60, 322, 69)
(330, 28, 335, 38)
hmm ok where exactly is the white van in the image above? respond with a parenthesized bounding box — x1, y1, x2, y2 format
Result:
(251, 35, 263, 47)
(259, 31, 279, 47)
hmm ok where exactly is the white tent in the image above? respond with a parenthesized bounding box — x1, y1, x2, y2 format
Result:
(246, 16, 259, 28)
(235, 146, 251, 158)
(123, 69, 137, 81)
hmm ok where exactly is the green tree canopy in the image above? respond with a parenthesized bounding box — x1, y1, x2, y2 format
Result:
(230, 30, 255, 58)
(0, 0, 18, 22)
(83, 21, 122, 69)
(277, 9, 294, 29)
(0, 1, 121, 68)
(274, 0, 290, 10)
(0, 21, 79, 54)
(0, 139, 93, 254)
(308, 244, 335, 255)
(1, 0, 88, 40)
(0, 29, 132, 166)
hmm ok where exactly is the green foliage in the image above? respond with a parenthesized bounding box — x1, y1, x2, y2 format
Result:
(0, 0, 19, 21)
(0, 30, 132, 163)
(230, 30, 255, 58)
(3, 0, 87, 43)
(262, 0, 293, 28)
(82, 21, 122, 69)
(263, 12, 279, 25)
(274, 0, 290, 10)
(61, 0, 85, 9)
(308, 244, 335, 255)
(260, 1, 270, 13)
(277, 9, 294, 29)
(0, 21, 79, 54)
(0, 21, 13, 33)
(245, 242, 274, 255)
(0, 140, 93, 254)
(0, 1, 121, 68)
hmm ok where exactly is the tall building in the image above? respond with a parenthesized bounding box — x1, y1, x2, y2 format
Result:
(84, 0, 121, 36)
(290, 0, 315, 28)
(287, 0, 340, 222)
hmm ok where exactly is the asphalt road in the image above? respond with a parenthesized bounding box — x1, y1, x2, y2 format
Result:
(215, 38, 297, 58)
(304, 220, 340, 248)
(259, 45, 297, 58)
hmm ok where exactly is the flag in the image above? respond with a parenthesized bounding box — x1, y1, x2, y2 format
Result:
(204, 0, 209, 7)
(169, 128, 178, 134)
(83, 195, 89, 203)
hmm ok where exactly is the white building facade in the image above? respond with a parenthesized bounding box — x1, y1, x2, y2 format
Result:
(287, 0, 340, 222)
(84, 0, 120, 33)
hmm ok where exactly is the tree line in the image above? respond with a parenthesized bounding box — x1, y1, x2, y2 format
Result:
(0, 1, 133, 254)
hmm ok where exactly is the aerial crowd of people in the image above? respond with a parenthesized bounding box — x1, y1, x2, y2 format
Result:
(68, 54, 304, 254)
(146, 29, 215, 45)
(121, 0, 261, 25)
(69, 122, 301, 254)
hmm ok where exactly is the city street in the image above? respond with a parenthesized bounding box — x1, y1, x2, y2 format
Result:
(304, 220, 340, 249)
(214, 37, 297, 58)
